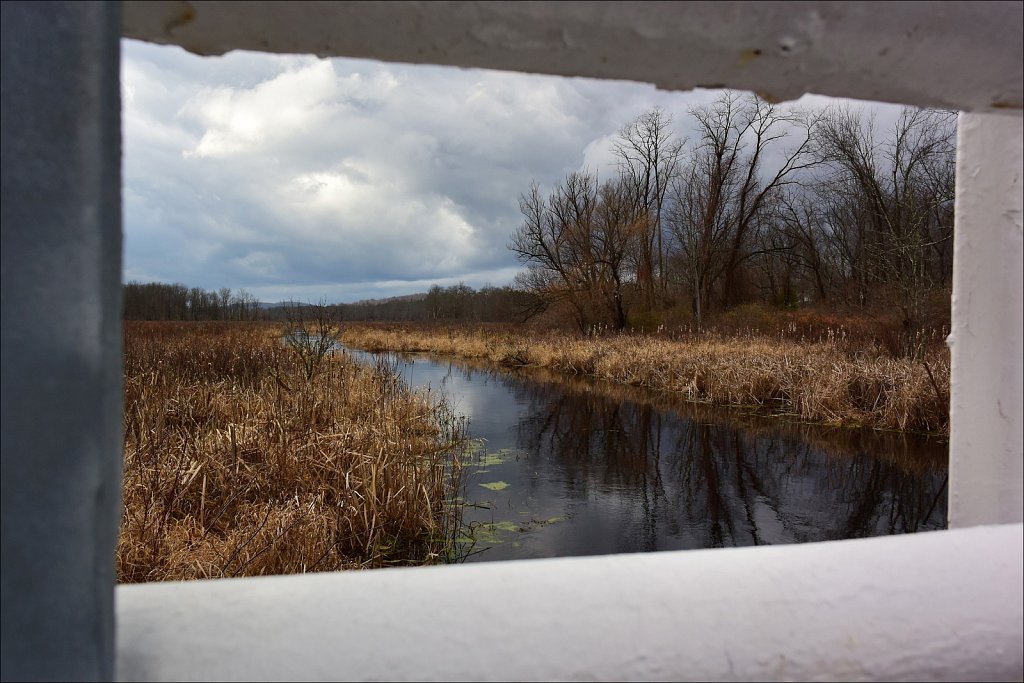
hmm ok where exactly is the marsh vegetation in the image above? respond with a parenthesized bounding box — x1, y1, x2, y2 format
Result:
(342, 315, 950, 435)
(118, 321, 465, 583)
(118, 305, 948, 579)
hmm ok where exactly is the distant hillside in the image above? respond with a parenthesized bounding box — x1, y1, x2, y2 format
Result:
(125, 281, 536, 323)
(348, 292, 427, 306)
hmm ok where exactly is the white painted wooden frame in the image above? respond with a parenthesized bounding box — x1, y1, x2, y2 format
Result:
(26, 2, 1024, 680)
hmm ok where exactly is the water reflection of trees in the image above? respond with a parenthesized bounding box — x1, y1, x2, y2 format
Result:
(381, 350, 947, 552)
(508, 370, 947, 550)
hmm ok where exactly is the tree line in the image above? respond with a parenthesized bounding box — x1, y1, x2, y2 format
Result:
(323, 284, 538, 322)
(122, 281, 538, 323)
(509, 92, 956, 342)
(123, 281, 262, 321)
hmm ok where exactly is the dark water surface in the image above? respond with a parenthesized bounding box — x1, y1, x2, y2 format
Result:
(346, 348, 949, 563)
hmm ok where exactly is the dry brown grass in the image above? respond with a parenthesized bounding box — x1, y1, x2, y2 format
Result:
(341, 323, 950, 434)
(119, 321, 465, 583)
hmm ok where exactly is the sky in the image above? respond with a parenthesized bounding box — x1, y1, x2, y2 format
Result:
(121, 38, 902, 305)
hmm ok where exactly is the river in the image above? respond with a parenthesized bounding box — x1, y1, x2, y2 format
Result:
(344, 347, 948, 563)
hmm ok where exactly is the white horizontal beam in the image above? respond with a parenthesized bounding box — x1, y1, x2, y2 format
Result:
(121, 1, 1022, 114)
(116, 523, 1024, 682)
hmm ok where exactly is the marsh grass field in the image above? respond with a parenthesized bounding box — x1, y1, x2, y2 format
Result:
(342, 315, 950, 435)
(119, 313, 949, 582)
(118, 321, 465, 583)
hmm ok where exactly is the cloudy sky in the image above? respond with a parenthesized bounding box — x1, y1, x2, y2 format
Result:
(121, 39, 896, 304)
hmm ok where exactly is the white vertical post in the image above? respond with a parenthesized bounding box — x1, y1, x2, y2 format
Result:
(949, 113, 1024, 528)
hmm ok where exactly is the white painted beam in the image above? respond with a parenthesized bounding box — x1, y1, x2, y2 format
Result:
(949, 113, 1024, 528)
(122, 1, 1023, 115)
(117, 524, 1024, 682)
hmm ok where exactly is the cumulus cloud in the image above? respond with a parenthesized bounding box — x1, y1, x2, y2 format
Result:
(121, 39, 901, 303)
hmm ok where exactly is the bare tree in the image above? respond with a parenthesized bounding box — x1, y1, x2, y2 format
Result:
(813, 106, 956, 351)
(767, 189, 839, 305)
(283, 300, 340, 379)
(592, 177, 645, 328)
(613, 107, 684, 305)
(509, 174, 600, 329)
(509, 172, 644, 330)
(664, 92, 821, 326)
(218, 287, 232, 319)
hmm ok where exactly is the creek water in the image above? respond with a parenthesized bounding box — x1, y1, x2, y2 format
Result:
(345, 347, 949, 563)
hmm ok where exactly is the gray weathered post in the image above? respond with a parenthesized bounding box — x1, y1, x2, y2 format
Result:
(1, 2, 122, 679)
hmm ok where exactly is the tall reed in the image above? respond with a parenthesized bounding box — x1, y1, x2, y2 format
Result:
(119, 321, 465, 583)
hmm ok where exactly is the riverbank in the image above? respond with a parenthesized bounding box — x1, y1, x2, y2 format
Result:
(340, 323, 950, 435)
(119, 321, 465, 583)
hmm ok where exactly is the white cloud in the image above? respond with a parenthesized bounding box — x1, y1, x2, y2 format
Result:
(182, 59, 341, 158)
(580, 133, 621, 176)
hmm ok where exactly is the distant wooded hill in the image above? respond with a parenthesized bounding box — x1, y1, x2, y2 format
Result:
(122, 281, 539, 323)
